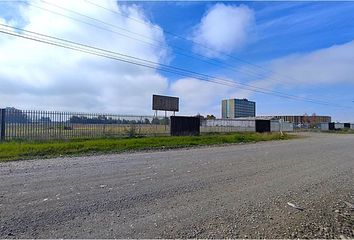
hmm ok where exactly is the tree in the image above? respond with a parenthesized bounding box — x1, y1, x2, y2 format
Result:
(206, 114, 216, 120)
(302, 113, 309, 124)
(69, 115, 88, 124)
(40, 117, 51, 123)
(309, 113, 318, 127)
(144, 118, 150, 124)
(151, 117, 160, 125)
(5, 107, 29, 123)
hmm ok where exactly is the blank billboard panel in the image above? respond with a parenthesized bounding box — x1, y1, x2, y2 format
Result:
(152, 94, 179, 111)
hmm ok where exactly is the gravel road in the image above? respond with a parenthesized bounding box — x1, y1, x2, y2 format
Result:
(0, 133, 353, 238)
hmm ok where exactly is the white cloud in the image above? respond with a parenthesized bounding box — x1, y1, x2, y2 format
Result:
(191, 3, 255, 58)
(256, 40, 354, 88)
(170, 40, 354, 117)
(0, 0, 169, 114)
(224, 40, 354, 120)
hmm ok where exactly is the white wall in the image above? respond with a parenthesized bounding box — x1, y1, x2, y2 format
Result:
(320, 123, 329, 131)
(270, 121, 280, 132)
(271, 120, 294, 132)
(280, 122, 294, 132)
(201, 119, 294, 133)
(201, 119, 255, 132)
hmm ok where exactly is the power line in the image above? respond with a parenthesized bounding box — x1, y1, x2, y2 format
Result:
(7, 0, 296, 94)
(0, 25, 351, 109)
(0, 23, 338, 105)
(2, 0, 337, 106)
(0, 28, 284, 97)
(0, 24, 268, 92)
(84, 0, 306, 84)
(20, 1, 342, 105)
(33, 0, 276, 82)
(0, 25, 346, 108)
(36, 0, 346, 109)
(0, 0, 348, 92)
(0, 22, 296, 99)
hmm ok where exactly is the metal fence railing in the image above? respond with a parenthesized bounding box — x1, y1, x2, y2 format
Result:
(0, 108, 170, 141)
(0, 108, 299, 142)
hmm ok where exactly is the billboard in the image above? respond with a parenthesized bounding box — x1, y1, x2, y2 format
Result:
(152, 94, 179, 112)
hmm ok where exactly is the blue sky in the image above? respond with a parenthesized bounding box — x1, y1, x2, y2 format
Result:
(0, 1, 354, 121)
(133, 2, 354, 60)
(126, 1, 354, 120)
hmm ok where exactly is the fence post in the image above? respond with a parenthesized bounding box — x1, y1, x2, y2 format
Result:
(0, 108, 6, 141)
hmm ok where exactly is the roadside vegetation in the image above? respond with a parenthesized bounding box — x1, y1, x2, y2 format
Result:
(327, 128, 354, 134)
(295, 128, 354, 134)
(0, 132, 293, 162)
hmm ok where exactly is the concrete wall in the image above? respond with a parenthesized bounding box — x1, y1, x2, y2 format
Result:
(335, 123, 345, 129)
(201, 119, 294, 133)
(271, 120, 294, 132)
(351, 124, 354, 130)
(270, 121, 280, 132)
(280, 122, 294, 132)
(320, 123, 329, 131)
(201, 119, 255, 133)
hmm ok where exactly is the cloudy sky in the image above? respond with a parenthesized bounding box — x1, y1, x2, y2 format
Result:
(0, 1, 354, 121)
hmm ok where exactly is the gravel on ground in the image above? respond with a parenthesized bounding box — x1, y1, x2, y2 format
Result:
(0, 132, 353, 238)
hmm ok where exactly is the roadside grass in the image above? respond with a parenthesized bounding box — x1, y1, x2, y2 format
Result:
(0, 132, 294, 162)
(327, 129, 354, 134)
(295, 128, 354, 134)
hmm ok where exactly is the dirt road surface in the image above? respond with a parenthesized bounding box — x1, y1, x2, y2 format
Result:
(0, 133, 353, 238)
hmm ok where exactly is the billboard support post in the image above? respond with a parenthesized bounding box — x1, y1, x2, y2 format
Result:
(152, 94, 179, 134)
(0, 108, 5, 142)
(154, 110, 158, 134)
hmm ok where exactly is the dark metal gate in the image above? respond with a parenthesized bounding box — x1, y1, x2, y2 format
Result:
(170, 116, 200, 136)
(0, 108, 5, 142)
(344, 123, 351, 128)
(255, 120, 271, 133)
(329, 122, 335, 130)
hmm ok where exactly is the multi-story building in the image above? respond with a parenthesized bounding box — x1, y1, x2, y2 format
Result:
(222, 98, 256, 118)
(258, 115, 331, 125)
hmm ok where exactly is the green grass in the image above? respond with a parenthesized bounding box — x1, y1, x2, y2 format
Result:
(327, 128, 354, 134)
(0, 132, 293, 162)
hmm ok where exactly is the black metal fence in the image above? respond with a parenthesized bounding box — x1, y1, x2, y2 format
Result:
(0, 108, 298, 142)
(255, 120, 271, 133)
(0, 108, 170, 141)
(170, 116, 200, 136)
